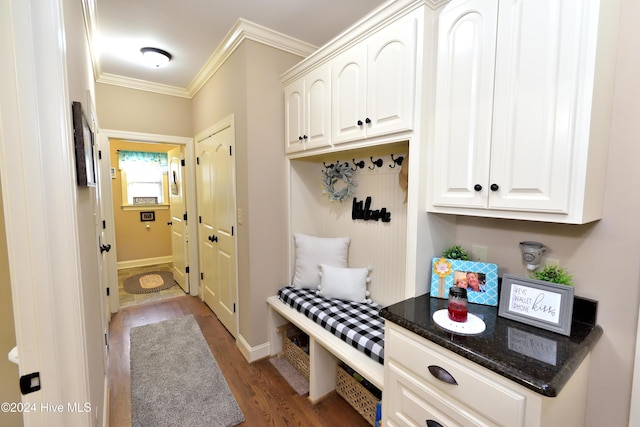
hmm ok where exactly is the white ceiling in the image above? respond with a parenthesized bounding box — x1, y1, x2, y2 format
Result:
(93, 0, 388, 93)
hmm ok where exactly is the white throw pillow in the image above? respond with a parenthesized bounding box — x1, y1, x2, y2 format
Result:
(292, 233, 350, 289)
(317, 264, 372, 303)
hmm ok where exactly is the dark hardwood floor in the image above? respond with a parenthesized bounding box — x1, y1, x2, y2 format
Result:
(108, 295, 370, 426)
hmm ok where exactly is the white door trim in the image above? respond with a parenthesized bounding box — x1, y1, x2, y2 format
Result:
(98, 129, 198, 313)
(0, 0, 93, 424)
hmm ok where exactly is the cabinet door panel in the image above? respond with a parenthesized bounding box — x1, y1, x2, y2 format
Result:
(284, 80, 305, 153)
(366, 12, 418, 138)
(332, 45, 367, 144)
(489, 0, 584, 212)
(431, 0, 498, 208)
(305, 66, 332, 150)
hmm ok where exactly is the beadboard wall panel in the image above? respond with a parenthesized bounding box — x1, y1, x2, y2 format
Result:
(289, 150, 408, 306)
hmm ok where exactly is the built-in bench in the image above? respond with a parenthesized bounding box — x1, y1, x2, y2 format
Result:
(267, 289, 384, 403)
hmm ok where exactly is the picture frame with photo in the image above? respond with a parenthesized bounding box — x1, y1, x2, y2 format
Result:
(430, 258, 499, 306)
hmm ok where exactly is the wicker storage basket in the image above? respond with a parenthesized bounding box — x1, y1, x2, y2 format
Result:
(282, 329, 310, 379)
(336, 365, 379, 426)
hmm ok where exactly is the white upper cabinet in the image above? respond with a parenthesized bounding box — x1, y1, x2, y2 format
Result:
(284, 64, 331, 154)
(332, 12, 418, 145)
(429, 0, 618, 224)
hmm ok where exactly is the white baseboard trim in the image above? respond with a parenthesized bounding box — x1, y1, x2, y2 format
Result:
(237, 334, 271, 363)
(103, 375, 109, 427)
(117, 256, 172, 270)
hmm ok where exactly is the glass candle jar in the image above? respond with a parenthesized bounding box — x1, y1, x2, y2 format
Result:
(448, 286, 468, 322)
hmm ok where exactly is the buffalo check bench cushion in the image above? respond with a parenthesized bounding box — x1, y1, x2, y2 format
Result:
(277, 287, 385, 364)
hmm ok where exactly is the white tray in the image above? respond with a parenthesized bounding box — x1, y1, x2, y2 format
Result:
(433, 309, 486, 335)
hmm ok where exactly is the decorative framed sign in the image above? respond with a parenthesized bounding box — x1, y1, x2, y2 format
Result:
(498, 274, 574, 336)
(430, 258, 499, 306)
(140, 211, 155, 222)
(71, 101, 96, 187)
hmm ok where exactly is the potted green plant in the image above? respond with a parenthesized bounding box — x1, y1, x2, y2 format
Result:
(531, 265, 573, 286)
(441, 245, 469, 261)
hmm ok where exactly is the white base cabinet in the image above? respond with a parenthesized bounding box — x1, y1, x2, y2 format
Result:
(383, 323, 590, 427)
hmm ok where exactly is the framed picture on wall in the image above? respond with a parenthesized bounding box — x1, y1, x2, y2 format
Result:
(71, 101, 96, 187)
(140, 211, 155, 222)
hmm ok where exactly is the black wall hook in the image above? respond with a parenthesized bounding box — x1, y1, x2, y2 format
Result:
(369, 157, 383, 170)
(352, 158, 365, 171)
(389, 154, 404, 168)
(322, 161, 334, 172)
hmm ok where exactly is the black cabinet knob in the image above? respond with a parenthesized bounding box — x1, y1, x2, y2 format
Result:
(100, 244, 111, 253)
(357, 120, 363, 126)
(298, 136, 303, 141)
(365, 118, 371, 124)
(208, 235, 218, 243)
(303, 135, 308, 139)
(167, 221, 173, 225)
(426, 420, 444, 427)
(490, 183, 499, 191)
(474, 184, 482, 192)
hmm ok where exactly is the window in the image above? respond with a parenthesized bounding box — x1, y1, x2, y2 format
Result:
(118, 150, 169, 208)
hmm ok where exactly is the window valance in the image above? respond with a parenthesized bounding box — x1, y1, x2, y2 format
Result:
(118, 150, 168, 171)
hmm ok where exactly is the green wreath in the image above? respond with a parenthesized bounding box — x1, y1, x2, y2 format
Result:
(322, 162, 357, 202)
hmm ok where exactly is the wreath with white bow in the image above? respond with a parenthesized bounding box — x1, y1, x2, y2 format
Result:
(322, 162, 357, 202)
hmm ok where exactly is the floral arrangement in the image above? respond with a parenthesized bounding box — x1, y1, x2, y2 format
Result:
(322, 162, 357, 202)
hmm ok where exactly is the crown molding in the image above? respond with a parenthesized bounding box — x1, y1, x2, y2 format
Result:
(83, 4, 317, 99)
(96, 73, 191, 98)
(81, 0, 101, 81)
(186, 18, 316, 97)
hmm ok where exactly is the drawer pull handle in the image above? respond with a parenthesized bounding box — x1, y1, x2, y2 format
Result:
(426, 420, 444, 427)
(428, 365, 458, 385)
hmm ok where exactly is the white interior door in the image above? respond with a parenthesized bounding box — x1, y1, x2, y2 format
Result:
(196, 118, 238, 337)
(168, 146, 188, 292)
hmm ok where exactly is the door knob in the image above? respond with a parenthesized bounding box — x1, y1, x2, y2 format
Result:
(100, 244, 111, 253)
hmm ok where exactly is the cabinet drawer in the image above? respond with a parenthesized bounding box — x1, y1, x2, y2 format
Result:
(386, 362, 496, 427)
(386, 325, 526, 426)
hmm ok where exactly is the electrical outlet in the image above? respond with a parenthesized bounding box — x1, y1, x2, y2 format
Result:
(237, 208, 243, 225)
(471, 245, 488, 262)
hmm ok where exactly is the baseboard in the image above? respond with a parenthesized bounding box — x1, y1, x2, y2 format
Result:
(117, 256, 172, 270)
(237, 334, 271, 363)
(103, 375, 109, 427)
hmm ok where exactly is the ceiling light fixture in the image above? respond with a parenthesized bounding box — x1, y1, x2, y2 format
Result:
(140, 47, 172, 68)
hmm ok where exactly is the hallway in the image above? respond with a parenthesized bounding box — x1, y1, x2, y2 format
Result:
(107, 296, 369, 427)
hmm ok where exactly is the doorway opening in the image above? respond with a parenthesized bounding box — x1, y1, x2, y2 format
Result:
(110, 140, 186, 308)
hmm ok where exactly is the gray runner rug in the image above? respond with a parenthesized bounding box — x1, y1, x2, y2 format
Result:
(130, 315, 245, 427)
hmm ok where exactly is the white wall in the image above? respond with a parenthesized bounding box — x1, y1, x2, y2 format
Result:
(63, 0, 107, 424)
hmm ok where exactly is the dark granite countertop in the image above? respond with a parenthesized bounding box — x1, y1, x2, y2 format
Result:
(380, 294, 602, 397)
